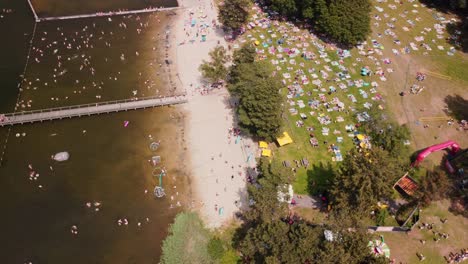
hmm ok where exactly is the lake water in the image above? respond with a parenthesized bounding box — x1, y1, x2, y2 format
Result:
(0, 0, 190, 263)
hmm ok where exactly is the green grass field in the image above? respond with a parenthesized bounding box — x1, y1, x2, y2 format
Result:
(380, 200, 468, 263)
(239, 0, 465, 195)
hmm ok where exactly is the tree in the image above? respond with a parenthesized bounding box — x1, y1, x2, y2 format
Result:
(419, 169, 452, 206)
(218, 0, 250, 31)
(245, 158, 291, 222)
(199, 45, 230, 83)
(207, 237, 224, 260)
(360, 105, 411, 162)
(297, 0, 316, 19)
(232, 44, 256, 65)
(313, 0, 371, 46)
(271, 0, 297, 17)
(316, 229, 383, 264)
(239, 221, 321, 263)
(331, 148, 405, 219)
(230, 44, 256, 84)
(161, 212, 212, 264)
(228, 61, 284, 140)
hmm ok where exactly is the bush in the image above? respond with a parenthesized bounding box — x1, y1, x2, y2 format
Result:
(207, 237, 224, 260)
(419, 169, 452, 206)
(375, 208, 389, 226)
(161, 212, 212, 264)
(220, 249, 240, 264)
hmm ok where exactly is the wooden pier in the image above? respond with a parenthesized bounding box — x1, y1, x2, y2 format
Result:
(0, 95, 187, 126)
(36, 6, 181, 22)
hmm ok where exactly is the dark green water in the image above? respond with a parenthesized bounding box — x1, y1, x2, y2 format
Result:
(0, 0, 189, 263)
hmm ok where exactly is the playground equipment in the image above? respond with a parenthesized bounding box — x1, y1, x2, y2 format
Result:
(419, 116, 451, 122)
(368, 235, 390, 258)
(412, 140, 460, 169)
(154, 168, 166, 198)
(422, 70, 452, 80)
(149, 141, 160, 151)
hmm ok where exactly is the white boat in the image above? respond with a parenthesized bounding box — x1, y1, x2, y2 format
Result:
(53, 152, 70, 162)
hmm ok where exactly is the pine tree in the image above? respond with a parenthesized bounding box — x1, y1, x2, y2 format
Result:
(331, 148, 405, 218)
(228, 61, 284, 140)
(271, 0, 297, 17)
(315, 0, 371, 46)
(218, 0, 251, 31)
(199, 45, 230, 83)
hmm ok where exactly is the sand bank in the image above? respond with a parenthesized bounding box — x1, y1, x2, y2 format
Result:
(174, 0, 257, 227)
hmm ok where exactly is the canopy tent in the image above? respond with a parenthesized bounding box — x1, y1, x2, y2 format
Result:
(262, 149, 272, 157)
(259, 141, 269, 149)
(277, 132, 293, 146)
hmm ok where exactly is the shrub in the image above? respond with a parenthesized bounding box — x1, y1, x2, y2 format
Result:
(207, 237, 224, 260)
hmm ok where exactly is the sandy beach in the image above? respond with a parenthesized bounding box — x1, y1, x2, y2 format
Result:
(174, 0, 257, 227)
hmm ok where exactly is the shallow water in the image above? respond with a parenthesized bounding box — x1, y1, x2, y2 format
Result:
(0, 0, 188, 263)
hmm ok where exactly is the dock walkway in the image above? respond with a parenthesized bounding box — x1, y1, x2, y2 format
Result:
(36, 7, 180, 22)
(0, 95, 187, 126)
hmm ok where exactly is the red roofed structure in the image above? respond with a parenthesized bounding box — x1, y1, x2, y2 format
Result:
(394, 173, 419, 197)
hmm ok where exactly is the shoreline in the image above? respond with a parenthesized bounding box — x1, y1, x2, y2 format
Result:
(173, 0, 257, 228)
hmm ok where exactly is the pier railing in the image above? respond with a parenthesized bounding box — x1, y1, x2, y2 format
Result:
(35, 7, 181, 22)
(0, 94, 187, 126)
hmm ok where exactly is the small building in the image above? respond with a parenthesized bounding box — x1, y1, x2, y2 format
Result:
(394, 173, 419, 197)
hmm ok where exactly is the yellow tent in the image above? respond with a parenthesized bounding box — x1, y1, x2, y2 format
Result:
(259, 141, 269, 149)
(277, 132, 293, 146)
(254, 40, 260, 46)
(356, 134, 365, 140)
(262, 149, 272, 157)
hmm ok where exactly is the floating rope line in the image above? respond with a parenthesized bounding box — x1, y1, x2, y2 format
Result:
(0, 20, 38, 166)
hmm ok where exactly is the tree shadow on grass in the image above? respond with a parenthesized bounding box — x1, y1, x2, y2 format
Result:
(444, 94, 468, 121)
(446, 19, 468, 53)
(306, 162, 335, 196)
(419, 0, 468, 52)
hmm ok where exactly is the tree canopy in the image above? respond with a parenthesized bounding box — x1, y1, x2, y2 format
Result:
(331, 148, 405, 219)
(266, 0, 372, 46)
(229, 44, 257, 83)
(199, 45, 230, 83)
(228, 60, 284, 140)
(271, 0, 297, 17)
(233, 157, 389, 264)
(218, 0, 251, 31)
(313, 0, 371, 46)
(161, 212, 212, 264)
(245, 157, 291, 222)
(360, 106, 411, 163)
(239, 221, 321, 263)
(419, 169, 452, 206)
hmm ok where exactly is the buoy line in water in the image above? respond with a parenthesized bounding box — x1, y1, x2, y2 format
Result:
(0, 21, 38, 166)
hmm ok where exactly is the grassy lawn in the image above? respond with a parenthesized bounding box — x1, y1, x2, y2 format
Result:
(236, 0, 467, 196)
(292, 207, 328, 224)
(379, 200, 468, 263)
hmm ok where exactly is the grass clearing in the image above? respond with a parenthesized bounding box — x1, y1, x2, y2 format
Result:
(380, 200, 468, 263)
(237, 0, 467, 196)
